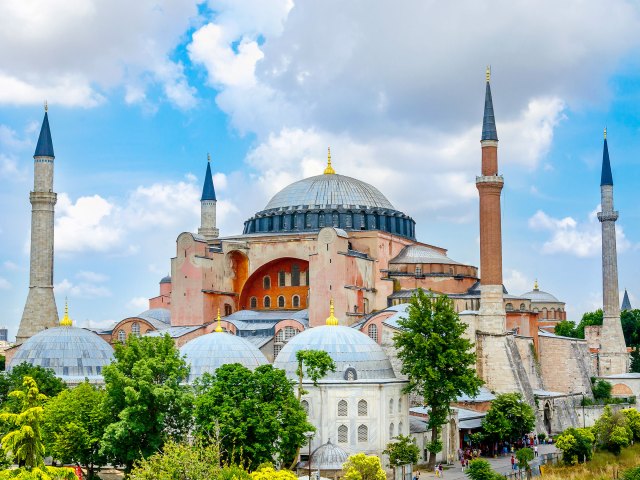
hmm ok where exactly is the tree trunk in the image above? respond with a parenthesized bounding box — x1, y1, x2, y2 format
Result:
(427, 425, 439, 470)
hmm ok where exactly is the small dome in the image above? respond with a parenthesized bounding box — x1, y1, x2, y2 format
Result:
(8, 327, 114, 383)
(160, 275, 172, 284)
(521, 288, 561, 303)
(310, 440, 348, 470)
(180, 332, 268, 383)
(273, 325, 395, 381)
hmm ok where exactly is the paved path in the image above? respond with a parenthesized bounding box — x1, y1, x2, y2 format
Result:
(415, 444, 558, 479)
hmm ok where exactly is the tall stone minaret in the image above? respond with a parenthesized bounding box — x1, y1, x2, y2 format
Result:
(17, 106, 59, 343)
(197, 154, 219, 242)
(597, 129, 628, 375)
(476, 67, 506, 334)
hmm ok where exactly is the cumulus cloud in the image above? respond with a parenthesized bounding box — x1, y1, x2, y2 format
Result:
(126, 296, 149, 312)
(76, 270, 109, 283)
(504, 269, 532, 295)
(528, 207, 632, 257)
(55, 278, 111, 298)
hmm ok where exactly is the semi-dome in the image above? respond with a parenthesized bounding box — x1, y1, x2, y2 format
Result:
(8, 326, 114, 384)
(180, 331, 268, 383)
(273, 325, 396, 381)
(243, 158, 415, 239)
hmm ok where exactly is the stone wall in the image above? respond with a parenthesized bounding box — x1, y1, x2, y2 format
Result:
(538, 334, 594, 395)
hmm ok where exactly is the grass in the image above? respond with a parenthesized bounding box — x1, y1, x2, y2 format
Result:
(541, 444, 640, 479)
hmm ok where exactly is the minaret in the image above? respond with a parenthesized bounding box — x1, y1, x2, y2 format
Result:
(621, 289, 632, 311)
(198, 154, 219, 242)
(17, 105, 59, 343)
(597, 129, 628, 374)
(476, 67, 505, 334)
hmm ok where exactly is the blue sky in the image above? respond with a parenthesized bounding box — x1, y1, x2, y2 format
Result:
(1, 0, 640, 338)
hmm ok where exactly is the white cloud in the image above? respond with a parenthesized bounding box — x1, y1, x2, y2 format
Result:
(504, 269, 532, 295)
(3, 261, 19, 271)
(126, 296, 149, 312)
(528, 207, 632, 257)
(76, 270, 109, 283)
(0, 277, 11, 290)
(55, 278, 111, 298)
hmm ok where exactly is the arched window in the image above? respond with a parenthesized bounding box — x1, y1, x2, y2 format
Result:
(278, 295, 285, 308)
(519, 303, 526, 311)
(338, 400, 348, 416)
(398, 398, 403, 412)
(338, 425, 348, 443)
(389, 399, 393, 414)
(332, 212, 339, 227)
(505, 303, 514, 311)
(367, 324, 378, 342)
(301, 400, 309, 414)
(415, 266, 422, 276)
(263, 296, 271, 308)
(250, 297, 257, 309)
(118, 330, 126, 343)
(291, 264, 300, 286)
(345, 214, 352, 228)
(292, 295, 300, 308)
(389, 423, 395, 438)
(533, 307, 539, 313)
(131, 322, 140, 337)
(263, 276, 271, 290)
(279, 270, 286, 287)
(357, 425, 368, 442)
(358, 400, 368, 416)
(224, 304, 233, 316)
(305, 213, 312, 228)
(319, 213, 325, 228)
(398, 421, 404, 434)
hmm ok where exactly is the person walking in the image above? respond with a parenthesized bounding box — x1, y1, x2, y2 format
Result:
(434, 464, 440, 478)
(438, 464, 443, 477)
(511, 455, 516, 470)
(534, 445, 539, 457)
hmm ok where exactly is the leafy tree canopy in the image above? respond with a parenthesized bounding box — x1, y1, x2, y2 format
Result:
(516, 447, 534, 471)
(593, 405, 632, 454)
(553, 320, 577, 338)
(481, 393, 535, 443)
(194, 363, 312, 471)
(555, 427, 595, 465)
(466, 459, 503, 480)
(383, 434, 419, 468)
(342, 453, 386, 480)
(100, 334, 193, 472)
(295, 349, 336, 397)
(572, 308, 640, 347)
(621, 408, 640, 442)
(0, 363, 66, 406)
(250, 466, 298, 480)
(592, 379, 613, 401)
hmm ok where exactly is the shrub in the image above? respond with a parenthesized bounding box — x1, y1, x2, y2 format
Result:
(593, 406, 632, 454)
(466, 459, 503, 480)
(537, 432, 546, 442)
(592, 379, 612, 400)
(623, 466, 640, 480)
(555, 427, 594, 464)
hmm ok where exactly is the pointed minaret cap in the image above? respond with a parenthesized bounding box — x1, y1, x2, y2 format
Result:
(325, 299, 339, 326)
(324, 147, 336, 175)
(201, 154, 217, 201)
(621, 289, 632, 311)
(34, 104, 55, 158)
(481, 66, 498, 142)
(215, 309, 223, 332)
(601, 128, 613, 186)
(60, 299, 73, 327)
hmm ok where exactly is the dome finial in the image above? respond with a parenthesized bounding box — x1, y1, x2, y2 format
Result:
(486, 65, 491, 83)
(60, 298, 73, 327)
(534, 279, 539, 291)
(326, 299, 339, 326)
(215, 308, 223, 332)
(324, 147, 335, 175)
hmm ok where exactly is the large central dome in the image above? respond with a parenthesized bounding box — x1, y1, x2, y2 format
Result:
(264, 174, 396, 211)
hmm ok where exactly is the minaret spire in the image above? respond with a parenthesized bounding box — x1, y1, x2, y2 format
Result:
(596, 130, 628, 374)
(198, 153, 219, 242)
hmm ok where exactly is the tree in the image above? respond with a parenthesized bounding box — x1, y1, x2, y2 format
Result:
(555, 427, 595, 464)
(593, 405, 632, 454)
(383, 435, 419, 480)
(481, 393, 535, 447)
(194, 364, 312, 471)
(342, 453, 386, 480)
(43, 381, 109, 479)
(0, 363, 66, 405)
(621, 408, 640, 441)
(575, 310, 603, 339)
(295, 349, 336, 399)
(631, 348, 640, 374)
(592, 379, 612, 401)
(466, 459, 503, 480)
(516, 447, 534, 477)
(100, 334, 193, 472)
(575, 308, 640, 346)
(393, 289, 482, 468)
(0, 377, 75, 480)
(250, 466, 298, 480)
(553, 321, 577, 338)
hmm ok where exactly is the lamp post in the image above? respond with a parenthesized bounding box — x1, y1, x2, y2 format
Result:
(304, 431, 315, 480)
(581, 393, 585, 428)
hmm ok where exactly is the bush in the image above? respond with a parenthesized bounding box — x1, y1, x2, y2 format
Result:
(537, 432, 546, 442)
(593, 406, 632, 454)
(593, 379, 613, 400)
(555, 427, 594, 464)
(466, 459, 503, 480)
(623, 466, 640, 480)
(516, 448, 534, 471)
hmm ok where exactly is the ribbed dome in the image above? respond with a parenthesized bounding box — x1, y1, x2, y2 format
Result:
(521, 288, 561, 303)
(310, 440, 348, 470)
(8, 327, 114, 383)
(160, 275, 171, 284)
(264, 174, 395, 211)
(180, 332, 268, 383)
(273, 325, 396, 381)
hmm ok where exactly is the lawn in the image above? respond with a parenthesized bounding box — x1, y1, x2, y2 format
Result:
(541, 444, 640, 479)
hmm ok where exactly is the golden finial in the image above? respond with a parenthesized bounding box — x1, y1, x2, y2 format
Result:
(215, 308, 223, 332)
(44, 100, 48, 112)
(534, 279, 539, 291)
(486, 66, 491, 83)
(604, 127, 607, 140)
(60, 298, 72, 327)
(325, 299, 339, 326)
(324, 147, 336, 175)
(207, 152, 211, 163)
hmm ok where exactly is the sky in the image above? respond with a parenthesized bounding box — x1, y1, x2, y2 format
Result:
(1, 0, 640, 339)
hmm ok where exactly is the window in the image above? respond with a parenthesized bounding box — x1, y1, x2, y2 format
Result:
(398, 421, 404, 434)
(332, 212, 339, 227)
(338, 400, 348, 416)
(291, 264, 300, 286)
(306, 213, 312, 228)
(338, 425, 348, 443)
(264, 296, 271, 308)
(398, 398, 402, 412)
(345, 215, 352, 228)
(250, 297, 257, 309)
(389, 399, 393, 414)
(505, 303, 514, 312)
(118, 330, 126, 343)
(358, 400, 368, 416)
(279, 270, 286, 287)
(278, 295, 285, 308)
(415, 266, 422, 276)
(285, 326, 298, 340)
(367, 324, 378, 342)
(301, 400, 309, 414)
(263, 276, 271, 290)
(131, 322, 140, 337)
(224, 304, 233, 316)
(274, 343, 282, 358)
(389, 423, 394, 438)
(358, 425, 368, 442)
(519, 303, 526, 311)
(292, 295, 300, 308)
(319, 213, 325, 228)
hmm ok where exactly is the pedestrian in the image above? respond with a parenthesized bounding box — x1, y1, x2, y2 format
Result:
(434, 464, 440, 478)
(460, 458, 465, 472)
(511, 455, 516, 470)
(534, 445, 539, 457)
(438, 464, 443, 477)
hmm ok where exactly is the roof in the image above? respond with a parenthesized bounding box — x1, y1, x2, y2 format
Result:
(601, 137, 613, 186)
(453, 407, 487, 430)
(34, 111, 55, 157)
(538, 329, 586, 342)
(201, 160, 217, 201)
(456, 387, 496, 403)
(160, 275, 171, 284)
(134, 308, 171, 329)
(520, 287, 561, 303)
(225, 309, 309, 324)
(622, 289, 632, 311)
(533, 389, 567, 398)
(144, 325, 202, 338)
(409, 416, 428, 434)
(310, 440, 348, 470)
(601, 373, 640, 380)
(481, 80, 498, 141)
(389, 245, 461, 265)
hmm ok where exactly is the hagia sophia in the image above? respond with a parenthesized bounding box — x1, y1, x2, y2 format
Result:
(6, 69, 639, 467)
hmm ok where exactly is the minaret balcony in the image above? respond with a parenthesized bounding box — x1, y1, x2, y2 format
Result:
(475, 175, 504, 185)
(597, 211, 619, 222)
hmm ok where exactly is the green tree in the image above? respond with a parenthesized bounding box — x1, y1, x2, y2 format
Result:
(621, 408, 640, 441)
(342, 453, 386, 480)
(555, 427, 594, 464)
(194, 364, 312, 470)
(593, 405, 632, 454)
(630, 348, 640, 373)
(393, 289, 482, 468)
(43, 381, 109, 479)
(481, 393, 535, 447)
(0, 363, 66, 405)
(516, 447, 534, 476)
(0, 377, 75, 480)
(295, 349, 336, 399)
(575, 310, 603, 339)
(250, 466, 298, 480)
(592, 379, 612, 401)
(383, 434, 419, 480)
(100, 334, 193, 472)
(466, 459, 503, 480)
(553, 320, 577, 338)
